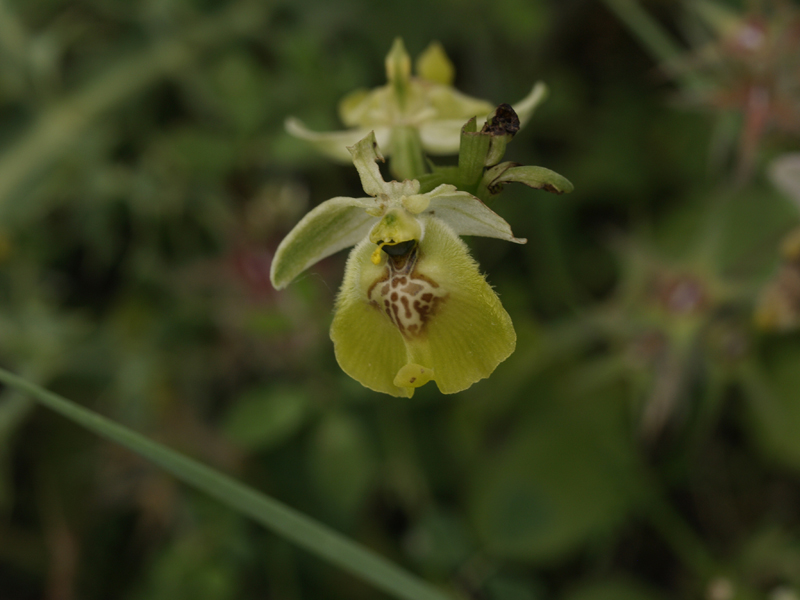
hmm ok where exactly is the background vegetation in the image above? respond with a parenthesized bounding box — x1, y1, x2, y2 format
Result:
(1, 0, 800, 599)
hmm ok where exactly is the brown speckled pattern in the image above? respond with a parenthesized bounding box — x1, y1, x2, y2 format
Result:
(367, 250, 448, 339)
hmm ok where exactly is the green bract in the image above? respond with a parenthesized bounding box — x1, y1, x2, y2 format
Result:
(270, 132, 525, 397)
(286, 38, 547, 176)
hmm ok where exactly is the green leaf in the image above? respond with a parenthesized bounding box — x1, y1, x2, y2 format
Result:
(222, 386, 311, 452)
(0, 367, 451, 600)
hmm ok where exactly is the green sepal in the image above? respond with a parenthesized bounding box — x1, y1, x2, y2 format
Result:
(348, 132, 392, 197)
(386, 37, 412, 110)
(415, 41, 455, 85)
(420, 105, 523, 199)
(458, 117, 492, 187)
(270, 196, 376, 289)
(483, 164, 575, 197)
(349, 132, 420, 198)
(285, 117, 378, 163)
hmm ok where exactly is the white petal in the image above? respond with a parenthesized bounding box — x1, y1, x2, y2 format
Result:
(270, 196, 377, 289)
(425, 186, 526, 243)
(286, 117, 376, 163)
(512, 82, 548, 129)
(418, 119, 466, 155)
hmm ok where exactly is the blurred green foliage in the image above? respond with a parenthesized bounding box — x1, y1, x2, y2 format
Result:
(2, 0, 800, 599)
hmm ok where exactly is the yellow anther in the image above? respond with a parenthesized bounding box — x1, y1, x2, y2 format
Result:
(371, 245, 385, 265)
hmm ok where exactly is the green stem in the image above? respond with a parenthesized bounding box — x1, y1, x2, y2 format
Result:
(0, 0, 269, 212)
(0, 367, 452, 600)
(389, 126, 427, 181)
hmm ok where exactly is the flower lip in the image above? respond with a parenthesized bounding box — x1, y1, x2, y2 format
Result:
(331, 215, 517, 397)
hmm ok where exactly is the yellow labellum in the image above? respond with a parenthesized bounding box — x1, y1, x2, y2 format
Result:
(330, 217, 516, 397)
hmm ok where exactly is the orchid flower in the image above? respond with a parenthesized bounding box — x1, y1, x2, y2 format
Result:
(270, 132, 524, 397)
(286, 38, 547, 179)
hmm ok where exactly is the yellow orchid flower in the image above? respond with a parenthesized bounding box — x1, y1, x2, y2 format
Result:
(286, 38, 547, 178)
(270, 132, 525, 397)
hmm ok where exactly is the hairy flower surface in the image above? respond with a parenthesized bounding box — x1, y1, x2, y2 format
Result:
(286, 38, 546, 167)
(270, 132, 524, 397)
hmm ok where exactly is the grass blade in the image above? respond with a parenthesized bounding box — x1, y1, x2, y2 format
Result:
(0, 367, 451, 600)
